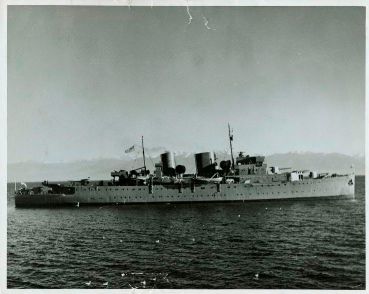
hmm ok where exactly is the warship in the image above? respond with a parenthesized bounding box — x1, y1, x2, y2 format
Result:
(14, 125, 355, 207)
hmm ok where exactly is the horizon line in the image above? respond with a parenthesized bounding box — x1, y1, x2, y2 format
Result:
(7, 150, 365, 165)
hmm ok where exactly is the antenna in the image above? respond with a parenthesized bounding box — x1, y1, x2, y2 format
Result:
(228, 123, 235, 169)
(141, 136, 147, 172)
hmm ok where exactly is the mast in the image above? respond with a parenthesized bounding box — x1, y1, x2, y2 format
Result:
(228, 123, 235, 169)
(141, 136, 147, 172)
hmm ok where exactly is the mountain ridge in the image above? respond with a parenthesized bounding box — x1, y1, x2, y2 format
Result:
(7, 151, 364, 182)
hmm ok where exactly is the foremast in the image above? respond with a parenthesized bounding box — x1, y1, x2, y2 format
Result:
(228, 123, 235, 170)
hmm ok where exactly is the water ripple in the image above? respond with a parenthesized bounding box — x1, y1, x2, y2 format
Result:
(7, 176, 365, 289)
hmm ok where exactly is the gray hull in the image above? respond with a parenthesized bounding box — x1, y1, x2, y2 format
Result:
(15, 174, 355, 207)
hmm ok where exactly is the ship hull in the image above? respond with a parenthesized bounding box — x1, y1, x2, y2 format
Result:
(15, 174, 355, 208)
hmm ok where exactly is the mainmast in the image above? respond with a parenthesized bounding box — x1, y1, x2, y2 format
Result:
(141, 136, 147, 172)
(228, 123, 235, 169)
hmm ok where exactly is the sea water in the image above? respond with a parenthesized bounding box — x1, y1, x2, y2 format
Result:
(7, 176, 365, 289)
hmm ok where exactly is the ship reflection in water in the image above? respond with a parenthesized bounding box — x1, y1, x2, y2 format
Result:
(7, 176, 365, 289)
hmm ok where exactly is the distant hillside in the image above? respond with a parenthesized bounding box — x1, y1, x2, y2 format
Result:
(8, 152, 364, 182)
(266, 152, 364, 175)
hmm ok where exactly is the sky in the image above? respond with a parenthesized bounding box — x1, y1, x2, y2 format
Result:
(7, 6, 365, 163)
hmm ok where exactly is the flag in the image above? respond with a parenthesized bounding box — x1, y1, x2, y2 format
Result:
(125, 145, 135, 153)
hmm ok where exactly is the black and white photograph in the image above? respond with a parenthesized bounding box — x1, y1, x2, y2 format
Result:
(2, 1, 367, 291)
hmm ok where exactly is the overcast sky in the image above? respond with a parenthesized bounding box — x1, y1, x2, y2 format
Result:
(8, 6, 365, 163)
